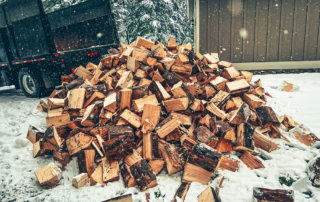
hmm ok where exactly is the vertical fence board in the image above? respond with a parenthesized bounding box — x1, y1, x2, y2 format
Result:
(231, 0, 244, 62)
(317, 10, 320, 60)
(279, 0, 295, 61)
(199, 0, 320, 63)
(219, 0, 232, 61)
(304, 0, 320, 60)
(266, 0, 281, 61)
(254, 0, 269, 62)
(199, 0, 208, 53)
(292, 0, 308, 61)
(207, 0, 220, 53)
(242, 0, 256, 62)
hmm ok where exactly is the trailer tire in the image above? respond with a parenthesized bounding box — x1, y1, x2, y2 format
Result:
(18, 68, 42, 98)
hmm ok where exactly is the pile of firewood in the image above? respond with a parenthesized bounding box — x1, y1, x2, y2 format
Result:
(27, 37, 319, 201)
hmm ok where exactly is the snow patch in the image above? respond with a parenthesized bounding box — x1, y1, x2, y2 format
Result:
(14, 138, 29, 148)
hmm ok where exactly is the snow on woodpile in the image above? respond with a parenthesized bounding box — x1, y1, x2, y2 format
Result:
(16, 37, 319, 201)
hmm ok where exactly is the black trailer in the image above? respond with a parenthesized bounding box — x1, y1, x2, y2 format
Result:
(0, 0, 119, 97)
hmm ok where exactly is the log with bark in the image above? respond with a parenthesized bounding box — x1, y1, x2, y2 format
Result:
(252, 187, 294, 202)
(35, 164, 61, 188)
(130, 160, 157, 191)
(197, 186, 220, 202)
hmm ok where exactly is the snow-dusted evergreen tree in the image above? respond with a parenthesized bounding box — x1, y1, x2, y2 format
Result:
(42, 0, 193, 45)
(109, 0, 130, 44)
(111, 0, 193, 45)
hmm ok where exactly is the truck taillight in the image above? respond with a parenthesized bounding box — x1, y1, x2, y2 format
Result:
(87, 52, 98, 56)
(72, 68, 75, 74)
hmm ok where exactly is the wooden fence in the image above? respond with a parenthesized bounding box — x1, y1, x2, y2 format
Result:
(194, 0, 320, 68)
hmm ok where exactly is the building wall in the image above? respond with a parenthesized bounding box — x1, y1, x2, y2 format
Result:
(196, 0, 320, 63)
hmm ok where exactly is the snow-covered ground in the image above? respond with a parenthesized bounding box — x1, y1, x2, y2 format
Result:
(0, 73, 319, 202)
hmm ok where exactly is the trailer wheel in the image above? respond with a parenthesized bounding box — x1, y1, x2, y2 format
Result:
(18, 68, 41, 98)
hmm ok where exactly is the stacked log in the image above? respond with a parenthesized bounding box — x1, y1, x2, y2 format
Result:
(27, 36, 319, 200)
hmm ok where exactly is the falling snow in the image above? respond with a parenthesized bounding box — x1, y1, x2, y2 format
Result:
(239, 28, 248, 39)
(96, 33, 103, 38)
